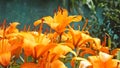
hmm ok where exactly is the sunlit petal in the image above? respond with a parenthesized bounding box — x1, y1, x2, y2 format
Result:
(69, 15, 82, 22)
(0, 52, 11, 67)
(99, 51, 113, 62)
(79, 60, 92, 68)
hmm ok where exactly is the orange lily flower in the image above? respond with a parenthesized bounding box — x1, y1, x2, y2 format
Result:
(4, 22, 23, 58)
(88, 51, 120, 68)
(0, 39, 11, 67)
(49, 44, 77, 61)
(66, 26, 101, 50)
(8, 34, 23, 58)
(34, 7, 82, 34)
(20, 31, 40, 57)
(0, 22, 22, 67)
(20, 31, 54, 60)
(37, 43, 76, 68)
(21, 60, 67, 68)
(5, 22, 20, 35)
(21, 40, 74, 68)
(0, 22, 19, 38)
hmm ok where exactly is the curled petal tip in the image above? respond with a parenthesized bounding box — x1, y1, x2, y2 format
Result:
(10, 22, 20, 26)
(33, 20, 42, 26)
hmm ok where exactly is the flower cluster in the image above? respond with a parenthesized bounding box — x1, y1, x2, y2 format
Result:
(0, 7, 120, 68)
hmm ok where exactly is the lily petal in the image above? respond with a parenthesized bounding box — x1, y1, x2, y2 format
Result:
(51, 60, 67, 68)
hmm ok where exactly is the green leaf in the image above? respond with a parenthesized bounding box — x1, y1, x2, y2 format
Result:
(117, 51, 120, 60)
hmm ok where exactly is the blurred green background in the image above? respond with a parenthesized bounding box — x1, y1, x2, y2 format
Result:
(0, 0, 62, 28)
